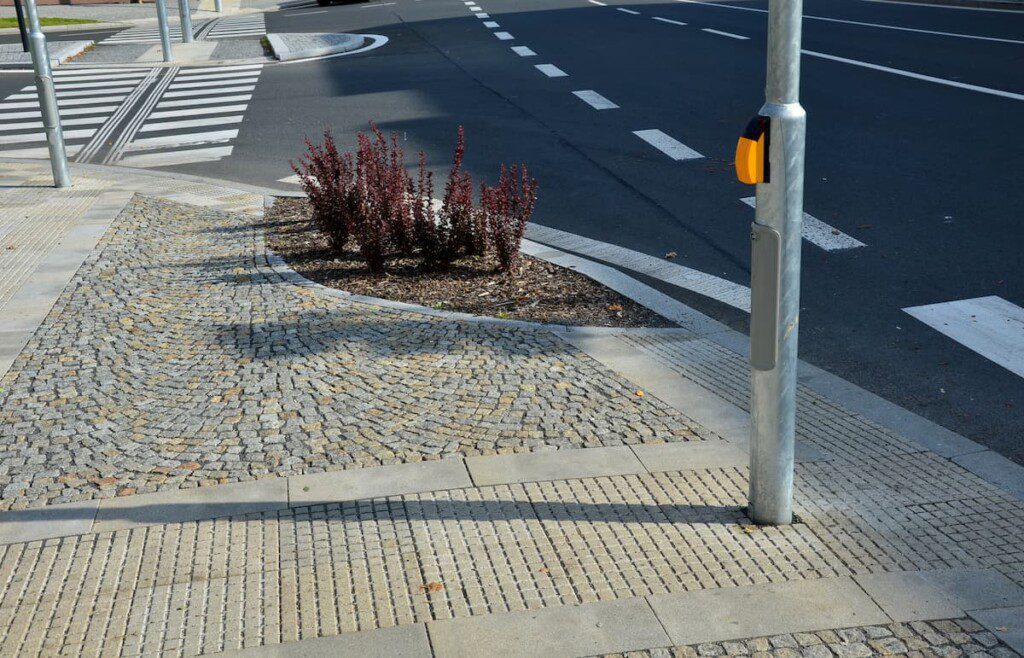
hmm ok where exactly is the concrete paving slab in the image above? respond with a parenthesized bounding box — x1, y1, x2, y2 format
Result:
(267, 32, 365, 61)
(648, 577, 888, 645)
(953, 450, 1024, 500)
(631, 440, 748, 472)
(218, 623, 432, 657)
(427, 597, 670, 658)
(92, 477, 289, 533)
(289, 459, 473, 506)
(466, 445, 645, 486)
(0, 499, 98, 545)
(970, 606, 1024, 654)
(855, 569, 1024, 622)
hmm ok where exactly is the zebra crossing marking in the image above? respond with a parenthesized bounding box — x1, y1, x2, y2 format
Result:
(114, 63, 263, 168)
(0, 67, 153, 161)
(204, 14, 267, 39)
(102, 23, 202, 44)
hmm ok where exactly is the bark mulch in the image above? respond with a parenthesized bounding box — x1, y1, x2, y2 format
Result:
(264, 198, 674, 328)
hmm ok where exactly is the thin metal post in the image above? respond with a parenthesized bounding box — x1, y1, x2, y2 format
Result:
(215, 0, 223, 12)
(22, 0, 70, 188)
(13, 0, 29, 52)
(177, 0, 195, 43)
(748, 0, 806, 525)
(155, 0, 173, 61)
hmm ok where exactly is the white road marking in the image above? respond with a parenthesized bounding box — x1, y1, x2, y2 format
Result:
(0, 144, 83, 159)
(163, 85, 255, 98)
(476, 12, 490, 18)
(675, 0, 1024, 43)
(148, 104, 250, 119)
(525, 223, 751, 311)
(9, 87, 134, 100)
(904, 296, 1024, 378)
(53, 77, 149, 89)
(572, 89, 619, 110)
(140, 115, 244, 132)
(119, 145, 234, 168)
(653, 16, 687, 25)
(511, 46, 536, 56)
(279, 174, 302, 184)
(0, 96, 128, 109)
(633, 129, 703, 160)
(483, 20, 499, 27)
(0, 106, 120, 120)
(207, 14, 267, 38)
(126, 129, 238, 151)
(701, 27, 749, 39)
(171, 70, 263, 83)
(535, 63, 568, 77)
(617, 7, 640, 14)
(853, 0, 1024, 14)
(169, 78, 259, 90)
(175, 64, 264, 75)
(802, 50, 1024, 102)
(739, 197, 866, 251)
(469, 4, 482, 10)
(52, 67, 149, 77)
(156, 94, 253, 108)
(494, 31, 514, 40)
(0, 128, 97, 146)
(0, 116, 106, 131)
(588, 0, 607, 5)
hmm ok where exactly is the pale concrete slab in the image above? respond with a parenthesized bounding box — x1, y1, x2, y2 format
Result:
(855, 569, 1024, 622)
(953, 450, 1024, 501)
(648, 577, 888, 645)
(631, 441, 748, 472)
(0, 499, 98, 545)
(970, 606, 1024, 654)
(289, 459, 473, 506)
(466, 446, 645, 486)
(427, 597, 670, 658)
(218, 623, 432, 657)
(93, 477, 288, 533)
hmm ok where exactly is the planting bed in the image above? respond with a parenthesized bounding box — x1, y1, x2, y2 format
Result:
(266, 197, 674, 328)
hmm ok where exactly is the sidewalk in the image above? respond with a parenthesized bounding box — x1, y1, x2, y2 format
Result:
(0, 159, 1022, 657)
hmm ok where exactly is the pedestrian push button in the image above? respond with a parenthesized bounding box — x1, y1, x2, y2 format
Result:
(735, 115, 770, 185)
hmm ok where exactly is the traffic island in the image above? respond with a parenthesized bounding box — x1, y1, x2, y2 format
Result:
(266, 32, 367, 61)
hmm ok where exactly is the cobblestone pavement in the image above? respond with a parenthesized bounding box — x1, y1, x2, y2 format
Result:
(0, 196, 706, 509)
(593, 619, 1021, 658)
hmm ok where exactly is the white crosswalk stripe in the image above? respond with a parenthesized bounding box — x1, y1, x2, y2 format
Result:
(115, 64, 263, 168)
(103, 23, 203, 44)
(205, 14, 266, 39)
(0, 67, 153, 157)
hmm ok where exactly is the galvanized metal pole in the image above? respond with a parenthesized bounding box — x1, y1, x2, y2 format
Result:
(23, 0, 70, 188)
(155, 0, 174, 61)
(13, 0, 29, 52)
(748, 0, 806, 525)
(177, 0, 195, 43)
(215, 0, 223, 12)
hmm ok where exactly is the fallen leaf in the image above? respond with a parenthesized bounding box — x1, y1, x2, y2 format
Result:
(635, 390, 645, 397)
(419, 582, 444, 593)
(538, 567, 549, 574)
(607, 304, 623, 312)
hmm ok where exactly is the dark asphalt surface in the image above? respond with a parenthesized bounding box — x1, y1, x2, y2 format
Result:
(1, 0, 1021, 463)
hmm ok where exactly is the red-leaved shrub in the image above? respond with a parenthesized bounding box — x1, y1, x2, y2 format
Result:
(351, 126, 410, 273)
(481, 164, 539, 272)
(289, 129, 354, 251)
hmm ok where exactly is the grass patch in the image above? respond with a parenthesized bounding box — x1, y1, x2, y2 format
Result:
(0, 17, 99, 28)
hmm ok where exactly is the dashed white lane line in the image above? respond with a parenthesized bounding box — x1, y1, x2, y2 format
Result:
(701, 27, 749, 39)
(535, 64, 568, 77)
(475, 12, 489, 17)
(572, 90, 619, 110)
(675, 0, 1024, 44)
(802, 49, 1024, 102)
(588, 0, 607, 5)
(494, 31, 514, 40)
(525, 223, 751, 311)
(617, 7, 640, 14)
(904, 296, 1024, 379)
(511, 46, 537, 56)
(633, 129, 703, 161)
(739, 197, 866, 251)
(469, 4, 482, 10)
(653, 16, 687, 25)
(483, 21, 499, 28)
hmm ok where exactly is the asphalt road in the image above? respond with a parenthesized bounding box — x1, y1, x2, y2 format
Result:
(0, 0, 1022, 463)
